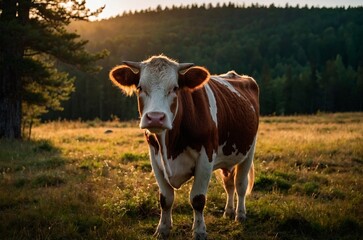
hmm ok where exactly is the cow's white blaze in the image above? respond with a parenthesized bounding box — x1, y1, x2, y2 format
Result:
(138, 66, 179, 132)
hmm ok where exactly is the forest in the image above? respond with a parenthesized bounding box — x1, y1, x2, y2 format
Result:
(46, 3, 363, 120)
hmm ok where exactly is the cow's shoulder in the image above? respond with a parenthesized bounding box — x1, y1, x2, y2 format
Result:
(165, 88, 218, 161)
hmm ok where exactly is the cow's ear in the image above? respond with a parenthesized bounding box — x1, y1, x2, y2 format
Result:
(109, 65, 140, 96)
(179, 66, 210, 90)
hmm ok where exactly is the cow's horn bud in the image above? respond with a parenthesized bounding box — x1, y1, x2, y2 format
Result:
(178, 63, 194, 72)
(122, 61, 141, 72)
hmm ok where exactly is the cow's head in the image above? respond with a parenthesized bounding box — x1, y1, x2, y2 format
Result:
(110, 55, 210, 133)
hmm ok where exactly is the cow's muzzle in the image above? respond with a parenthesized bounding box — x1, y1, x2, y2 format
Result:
(141, 111, 170, 133)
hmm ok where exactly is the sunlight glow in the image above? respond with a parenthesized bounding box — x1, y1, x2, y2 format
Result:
(85, 0, 363, 20)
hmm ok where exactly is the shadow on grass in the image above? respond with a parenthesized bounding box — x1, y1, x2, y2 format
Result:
(0, 139, 63, 170)
(0, 139, 109, 240)
(276, 215, 363, 240)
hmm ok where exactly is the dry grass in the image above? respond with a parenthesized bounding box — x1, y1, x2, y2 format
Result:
(0, 113, 362, 239)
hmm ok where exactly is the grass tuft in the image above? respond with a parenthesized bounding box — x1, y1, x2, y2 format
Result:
(31, 174, 66, 187)
(120, 152, 149, 163)
(32, 140, 57, 153)
(254, 172, 292, 192)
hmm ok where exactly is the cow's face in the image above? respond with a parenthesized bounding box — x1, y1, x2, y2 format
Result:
(110, 56, 210, 134)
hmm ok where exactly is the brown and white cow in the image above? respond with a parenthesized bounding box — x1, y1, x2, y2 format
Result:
(109, 55, 259, 239)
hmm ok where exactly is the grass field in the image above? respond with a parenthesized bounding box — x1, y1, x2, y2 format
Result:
(0, 113, 362, 240)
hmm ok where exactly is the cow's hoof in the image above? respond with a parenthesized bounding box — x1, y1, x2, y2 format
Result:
(223, 209, 235, 220)
(193, 232, 208, 240)
(235, 214, 247, 223)
(153, 228, 170, 240)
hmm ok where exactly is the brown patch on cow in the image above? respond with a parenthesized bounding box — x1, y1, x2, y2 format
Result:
(160, 72, 258, 162)
(145, 132, 159, 154)
(209, 75, 259, 156)
(165, 87, 218, 162)
(191, 194, 206, 213)
(170, 95, 178, 116)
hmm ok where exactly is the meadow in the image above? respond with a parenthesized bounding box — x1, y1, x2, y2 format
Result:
(0, 113, 362, 240)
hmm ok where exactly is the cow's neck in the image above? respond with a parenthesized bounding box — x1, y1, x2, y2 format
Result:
(151, 92, 186, 183)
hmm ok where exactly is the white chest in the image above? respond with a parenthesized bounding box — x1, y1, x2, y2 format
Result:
(165, 147, 199, 189)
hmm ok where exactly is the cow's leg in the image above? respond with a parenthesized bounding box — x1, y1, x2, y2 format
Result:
(221, 168, 235, 219)
(155, 185, 174, 239)
(149, 148, 174, 239)
(190, 148, 214, 240)
(234, 139, 256, 222)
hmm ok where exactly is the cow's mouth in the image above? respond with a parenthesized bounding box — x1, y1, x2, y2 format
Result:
(144, 127, 165, 134)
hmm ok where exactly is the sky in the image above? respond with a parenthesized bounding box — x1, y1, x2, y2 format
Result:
(85, 0, 363, 20)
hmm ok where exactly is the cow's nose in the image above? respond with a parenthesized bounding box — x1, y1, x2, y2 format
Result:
(146, 112, 166, 128)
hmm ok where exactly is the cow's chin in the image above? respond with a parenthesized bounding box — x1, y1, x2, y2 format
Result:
(144, 127, 165, 134)
(141, 125, 172, 134)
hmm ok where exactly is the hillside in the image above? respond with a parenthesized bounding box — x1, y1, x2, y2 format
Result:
(47, 4, 363, 120)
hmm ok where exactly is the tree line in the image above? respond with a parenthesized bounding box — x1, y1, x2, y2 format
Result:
(43, 4, 363, 120)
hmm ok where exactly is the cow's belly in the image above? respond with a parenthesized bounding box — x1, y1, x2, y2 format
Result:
(212, 143, 250, 171)
(168, 147, 199, 189)
(166, 139, 255, 188)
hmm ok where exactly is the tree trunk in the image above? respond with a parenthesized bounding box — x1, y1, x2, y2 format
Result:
(0, 64, 22, 139)
(0, 0, 29, 139)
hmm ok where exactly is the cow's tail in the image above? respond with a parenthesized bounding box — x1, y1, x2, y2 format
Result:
(246, 161, 255, 195)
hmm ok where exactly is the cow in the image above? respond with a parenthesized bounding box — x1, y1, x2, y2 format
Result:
(109, 55, 259, 239)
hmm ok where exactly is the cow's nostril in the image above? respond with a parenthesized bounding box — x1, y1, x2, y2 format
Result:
(146, 112, 166, 125)
(146, 113, 152, 120)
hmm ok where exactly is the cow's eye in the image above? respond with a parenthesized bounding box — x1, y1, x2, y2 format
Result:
(137, 86, 149, 96)
(168, 86, 179, 96)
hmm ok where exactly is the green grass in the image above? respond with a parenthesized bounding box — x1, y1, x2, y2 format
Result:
(0, 112, 362, 239)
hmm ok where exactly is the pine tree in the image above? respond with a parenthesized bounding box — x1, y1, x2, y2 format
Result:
(0, 0, 107, 139)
